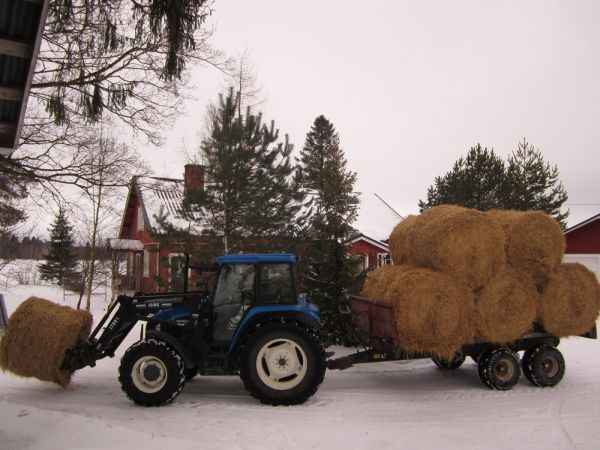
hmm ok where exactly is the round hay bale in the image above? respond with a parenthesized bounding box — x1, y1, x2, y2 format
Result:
(389, 215, 418, 265)
(383, 267, 475, 359)
(486, 210, 565, 287)
(0, 297, 93, 387)
(410, 205, 506, 290)
(361, 265, 418, 301)
(474, 269, 538, 344)
(539, 263, 600, 337)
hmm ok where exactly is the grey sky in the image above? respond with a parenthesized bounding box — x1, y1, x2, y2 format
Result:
(151, 0, 600, 227)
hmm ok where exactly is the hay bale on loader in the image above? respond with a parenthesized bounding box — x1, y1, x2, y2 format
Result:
(486, 210, 565, 288)
(383, 267, 475, 360)
(474, 269, 538, 344)
(410, 205, 506, 290)
(539, 263, 600, 337)
(0, 297, 93, 387)
(388, 215, 418, 265)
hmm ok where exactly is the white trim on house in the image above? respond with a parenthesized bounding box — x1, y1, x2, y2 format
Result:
(108, 239, 144, 251)
(349, 234, 389, 252)
(565, 214, 600, 234)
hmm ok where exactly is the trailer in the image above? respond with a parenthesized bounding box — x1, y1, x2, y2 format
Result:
(327, 295, 597, 390)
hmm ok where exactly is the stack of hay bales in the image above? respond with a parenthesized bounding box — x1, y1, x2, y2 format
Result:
(0, 297, 93, 386)
(362, 205, 600, 360)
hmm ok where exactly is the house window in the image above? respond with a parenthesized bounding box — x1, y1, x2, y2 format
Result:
(143, 250, 150, 278)
(137, 206, 144, 231)
(377, 253, 391, 267)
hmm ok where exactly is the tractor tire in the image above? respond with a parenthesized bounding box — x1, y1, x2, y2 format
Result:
(522, 344, 565, 387)
(478, 347, 521, 391)
(239, 323, 326, 406)
(119, 339, 186, 406)
(432, 353, 465, 370)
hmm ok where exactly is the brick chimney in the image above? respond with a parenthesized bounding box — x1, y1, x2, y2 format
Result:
(184, 164, 205, 195)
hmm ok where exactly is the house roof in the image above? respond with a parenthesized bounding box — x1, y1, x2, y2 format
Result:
(130, 177, 402, 240)
(565, 213, 600, 234)
(0, 0, 50, 156)
(134, 176, 200, 233)
(349, 234, 390, 252)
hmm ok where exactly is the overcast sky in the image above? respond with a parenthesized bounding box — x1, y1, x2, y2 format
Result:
(147, 0, 600, 228)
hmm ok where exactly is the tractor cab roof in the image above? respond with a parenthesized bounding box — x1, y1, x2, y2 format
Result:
(216, 254, 296, 265)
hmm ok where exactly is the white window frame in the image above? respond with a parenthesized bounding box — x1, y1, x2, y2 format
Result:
(137, 206, 144, 231)
(143, 250, 150, 278)
(377, 253, 391, 267)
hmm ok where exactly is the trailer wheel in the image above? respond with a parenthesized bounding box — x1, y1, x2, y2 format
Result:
(522, 345, 565, 387)
(478, 347, 520, 391)
(119, 339, 186, 406)
(432, 353, 465, 370)
(239, 323, 326, 405)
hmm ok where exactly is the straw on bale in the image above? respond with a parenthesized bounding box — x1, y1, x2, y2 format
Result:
(383, 267, 475, 360)
(0, 297, 93, 387)
(486, 210, 565, 288)
(361, 264, 418, 301)
(539, 263, 600, 337)
(389, 215, 418, 265)
(474, 269, 538, 344)
(410, 205, 506, 290)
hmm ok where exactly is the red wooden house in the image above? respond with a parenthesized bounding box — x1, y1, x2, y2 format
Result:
(112, 165, 403, 294)
(563, 213, 600, 280)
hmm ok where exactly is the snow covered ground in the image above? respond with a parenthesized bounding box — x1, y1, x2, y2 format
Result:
(1, 284, 599, 450)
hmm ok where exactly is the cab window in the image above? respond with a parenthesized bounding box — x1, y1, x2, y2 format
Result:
(259, 264, 294, 304)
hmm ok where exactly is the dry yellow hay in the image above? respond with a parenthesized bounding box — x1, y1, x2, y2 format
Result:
(410, 205, 506, 290)
(388, 215, 418, 265)
(486, 210, 565, 288)
(0, 297, 93, 387)
(474, 269, 538, 344)
(361, 265, 418, 301)
(539, 263, 600, 337)
(383, 267, 475, 359)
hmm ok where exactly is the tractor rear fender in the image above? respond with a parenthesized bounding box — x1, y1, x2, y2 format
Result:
(229, 306, 320, 355)
(144, 329, 195, 369)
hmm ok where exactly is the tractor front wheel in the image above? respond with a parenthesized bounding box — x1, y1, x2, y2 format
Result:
(119, 339, 186, 406)
(239, 323, 326, 405)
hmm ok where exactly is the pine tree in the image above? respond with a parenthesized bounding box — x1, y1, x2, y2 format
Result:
(39, 209, 79, 287)
(298, 115, 360, 344)
(183, 89, 306, 254)
(505, 139, 569, 228)
(418, 144, 507, 212)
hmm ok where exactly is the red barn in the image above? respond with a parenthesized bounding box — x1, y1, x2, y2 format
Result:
(112, 165, 403, 294)
(563, 213, 600, 280)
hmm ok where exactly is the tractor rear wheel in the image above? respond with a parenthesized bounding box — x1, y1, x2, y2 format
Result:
(239, 323, 326, 405)
(119, 339, 186, 406)
(522, 344, 565, 387)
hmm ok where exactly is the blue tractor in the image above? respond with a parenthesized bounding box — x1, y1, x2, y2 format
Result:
(61, 254, 326, 406)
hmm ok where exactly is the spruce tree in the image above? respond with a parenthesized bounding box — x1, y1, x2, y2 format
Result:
(183, 89, 306, 254)
(298, 115, 359, 344)
(39, 209, 79, 287)
(505, 139, 569, 228)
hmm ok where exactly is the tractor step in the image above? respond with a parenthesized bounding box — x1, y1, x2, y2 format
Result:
(0, 294, 8, 337)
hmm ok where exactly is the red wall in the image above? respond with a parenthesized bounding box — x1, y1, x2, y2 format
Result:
(565, 219, 600, 254)
(349, 240, 388, 269)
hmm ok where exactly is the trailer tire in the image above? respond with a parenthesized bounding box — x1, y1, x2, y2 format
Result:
(119, 339, 186, 406)
(478, 347, 521, 391)
(432, 353, 465, 370)
(239, 323, 326, 405)
(522, 344, 565, 387)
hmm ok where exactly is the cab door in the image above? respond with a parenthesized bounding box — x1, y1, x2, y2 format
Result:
(212, 263, 256, 343)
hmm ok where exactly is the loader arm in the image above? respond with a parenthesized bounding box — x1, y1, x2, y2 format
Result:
(61, 292, 205, 372)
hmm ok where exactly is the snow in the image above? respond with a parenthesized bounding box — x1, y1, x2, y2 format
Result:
(1, 284, 600, 449)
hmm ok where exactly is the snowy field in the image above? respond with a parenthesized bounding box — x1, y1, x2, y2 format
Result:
(1, 284, 599, 450)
